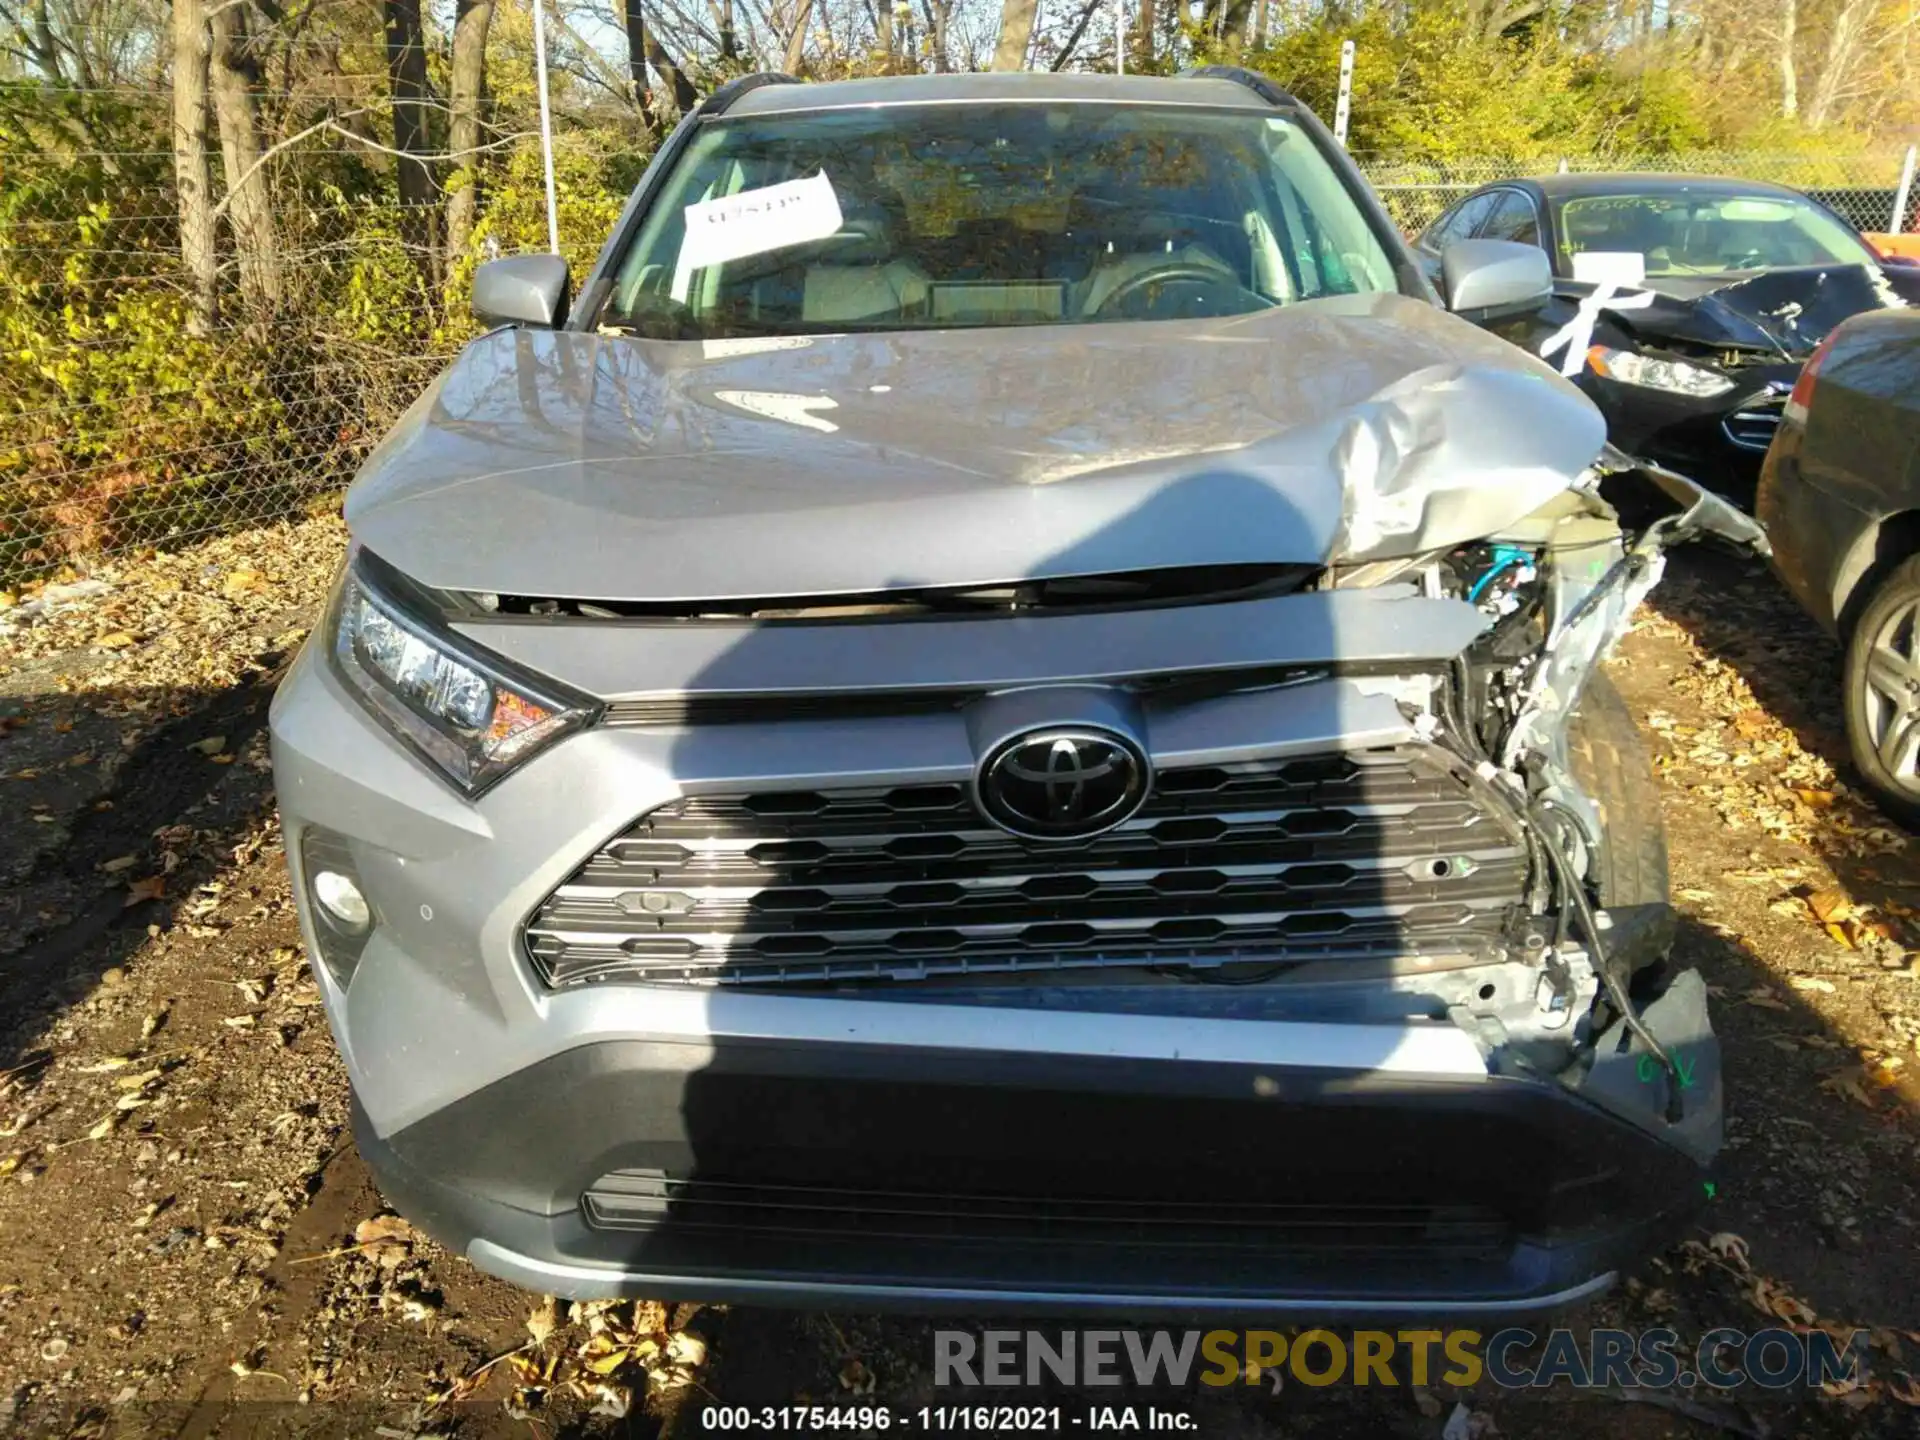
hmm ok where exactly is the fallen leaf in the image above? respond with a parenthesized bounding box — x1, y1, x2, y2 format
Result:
(187, 735, 226, 757)
(1791, 977, 1837, 993)
(1795, 789, 1837, 809)
(1890, 1371, 1920, 1406)
(526, 1296, 560, 1347)
(94, 632, 135, 649)
(1743, 988, 1790, 1011)
(587, 1382, 632, 1418)
(1708, 1232, 1751, 1270)
(124, 876, 165, 907)
(221, 1015, 255, 1030)
(87, 1114, 116, 1141)
(666, 1330, 707, 1367)
(113, 1068, 163, 1090)
(99, 855, 138, 874)
(1821, 1072, 1877, 1110)
(221, 569, 267, 599)
(1751, 1275, 1819, 1326)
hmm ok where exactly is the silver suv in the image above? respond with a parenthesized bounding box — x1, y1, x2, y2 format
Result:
(270, 68, 1761, 1315)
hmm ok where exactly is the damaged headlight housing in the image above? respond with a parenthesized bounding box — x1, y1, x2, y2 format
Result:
(1586, 346, 1735, 399)
(328, 556, 598, 795)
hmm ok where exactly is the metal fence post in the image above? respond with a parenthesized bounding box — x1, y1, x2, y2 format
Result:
(530, 0, 562, 255)
(1333, 40, 1355, 147)
(1892, 145, 1918, 235)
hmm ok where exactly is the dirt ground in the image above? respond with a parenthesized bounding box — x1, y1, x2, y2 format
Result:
(2, 522, 1918, 1440)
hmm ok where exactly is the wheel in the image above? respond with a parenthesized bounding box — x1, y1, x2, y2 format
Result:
(1566, 670, 1673, 972)
(1843, 553, 1920, 828)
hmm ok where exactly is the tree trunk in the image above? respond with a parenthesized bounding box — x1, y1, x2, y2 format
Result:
(1777, 0, 1798, 117)
(991, 0, 1037, 69)
(1250, 0, 1267, 48)
(624, 0, 697, 113)
(171, 0, 218, 335)
(384, 0, 438, 275)
(445, 0, 495, 260)
(783, 0, 813, 71)
(919, 0, 949, 70)
(208, 1, 280, 310)
(1804, 0, 1873, 128)
(1136, 0, 1153, 66)
(872, 0, 892, 63)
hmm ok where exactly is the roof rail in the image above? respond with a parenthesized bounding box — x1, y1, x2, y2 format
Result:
(699, 72, 802, 117)
(1177, 64, 1299, 108)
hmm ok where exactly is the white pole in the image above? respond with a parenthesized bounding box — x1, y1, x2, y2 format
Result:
(1332, 39, 1354, 148)
(530, 0, 561, 255)
(1114, 0, 1124, 73)
(1892, 144, 1918, 235)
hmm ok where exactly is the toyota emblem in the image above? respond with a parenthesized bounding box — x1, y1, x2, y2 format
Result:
(977, 727, 1150, 840)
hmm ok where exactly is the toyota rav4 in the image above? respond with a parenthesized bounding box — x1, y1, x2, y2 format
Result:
(269, 67, 1764, 1316)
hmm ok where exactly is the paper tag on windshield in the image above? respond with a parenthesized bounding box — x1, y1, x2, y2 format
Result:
(680, 172, 844, 272)
(1571, 250, 1646, 287)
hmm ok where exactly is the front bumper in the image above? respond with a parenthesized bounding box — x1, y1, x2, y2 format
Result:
(1581, 363, 1798, 504)
(271, 596, 1720, 1316)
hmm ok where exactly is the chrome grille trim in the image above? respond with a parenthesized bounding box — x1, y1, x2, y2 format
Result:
(1722, 395, 1785, 452)
(524, 747, 1531, 989)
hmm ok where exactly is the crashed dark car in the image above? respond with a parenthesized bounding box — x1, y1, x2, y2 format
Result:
(1758, 310, 1920, 823)
(1413, 174, 1919, 504)
(270, 69, 1764, 1315)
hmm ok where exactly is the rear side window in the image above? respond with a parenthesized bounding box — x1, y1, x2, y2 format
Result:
(1479, 190, 1541, 247)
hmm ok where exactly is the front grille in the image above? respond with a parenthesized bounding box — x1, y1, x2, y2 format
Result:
(524, 746, 1530, 988)
(581, 1170, 1513, 1256)
(1722, 395, 1785, 451)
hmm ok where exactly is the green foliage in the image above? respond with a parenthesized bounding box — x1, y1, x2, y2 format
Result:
(1231, 1, 1719, 160)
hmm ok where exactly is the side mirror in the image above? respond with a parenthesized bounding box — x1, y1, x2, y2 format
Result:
(1443, 238, 1552, 321)
(473, 254, 571, 329)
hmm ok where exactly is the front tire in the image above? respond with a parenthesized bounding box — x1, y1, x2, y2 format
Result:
(1843, 553, 1920, 829)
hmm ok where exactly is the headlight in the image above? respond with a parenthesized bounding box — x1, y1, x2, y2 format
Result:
(327, 556, 597, 795)
(1586, 345, 1735, 399)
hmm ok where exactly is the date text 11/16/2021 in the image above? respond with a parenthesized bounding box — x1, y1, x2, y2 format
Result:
(700, 1407, 1195, 1432)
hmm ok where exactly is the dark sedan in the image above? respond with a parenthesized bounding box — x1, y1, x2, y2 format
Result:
(1758, 310, 1920, 822)
(1414, 175, 1920, 503)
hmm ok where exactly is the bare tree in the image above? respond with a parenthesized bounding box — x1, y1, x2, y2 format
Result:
(1803, 0, 1875, 127)
(991, 0, 1036, 69)
(208, 1, 281, 309)
(384, 0, 438, 269)
(1777, 0, 1799, 116)
(445, 0, 495, 259)
(171, 0, 218, 333)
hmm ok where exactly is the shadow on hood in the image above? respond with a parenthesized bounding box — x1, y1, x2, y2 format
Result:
(345, 293, 1603, 603)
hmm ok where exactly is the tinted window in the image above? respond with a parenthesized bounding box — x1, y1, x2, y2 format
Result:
(1479, 190, 1541, 246)
(1419, 192, 1498, 252)
(603, 104, 1400, 338)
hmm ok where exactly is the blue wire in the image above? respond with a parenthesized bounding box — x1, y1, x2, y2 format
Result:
(1467, 557, 1519, 604)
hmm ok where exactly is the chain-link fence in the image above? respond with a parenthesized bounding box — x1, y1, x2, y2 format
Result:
(3, 73, 1915, 587)
(1354, 149, 1920, 238)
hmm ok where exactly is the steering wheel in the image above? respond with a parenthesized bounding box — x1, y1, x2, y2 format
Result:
(1092, 260, 1242, 316)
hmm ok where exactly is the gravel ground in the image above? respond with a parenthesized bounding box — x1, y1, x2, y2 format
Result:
(1, 524, 1918, 1439)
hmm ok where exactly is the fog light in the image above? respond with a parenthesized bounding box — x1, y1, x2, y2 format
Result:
(299, 829, 374, 991)
(313, 870, 370, 932)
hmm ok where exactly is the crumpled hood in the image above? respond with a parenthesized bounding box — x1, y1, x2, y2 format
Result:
(1606, 263, 1916, 359)
(346, 293, 1604, 602)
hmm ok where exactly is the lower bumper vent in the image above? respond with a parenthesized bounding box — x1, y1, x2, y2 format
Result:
(583, 1170, 1513, 1256)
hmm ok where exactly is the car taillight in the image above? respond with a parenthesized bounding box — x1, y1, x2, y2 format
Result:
(1784, 331, 1839, 425)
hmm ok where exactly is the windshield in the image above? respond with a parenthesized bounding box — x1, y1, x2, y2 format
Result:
(602, 103, 1400, 338)
(1554, 191, 1874, 278)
